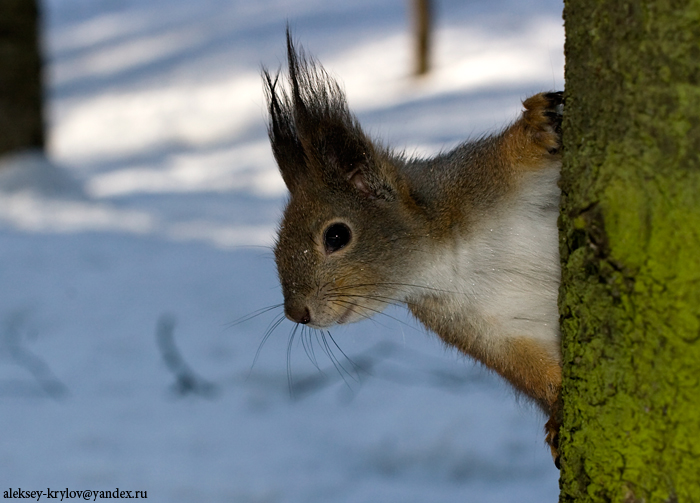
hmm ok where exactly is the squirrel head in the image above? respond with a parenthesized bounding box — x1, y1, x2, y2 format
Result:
(264, 31, 422, 328)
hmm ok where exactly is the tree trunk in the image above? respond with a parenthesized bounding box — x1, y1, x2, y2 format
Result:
(0, 0, 44, 157)
(558, 1, 700, 501)
(413, 0, 431, 76)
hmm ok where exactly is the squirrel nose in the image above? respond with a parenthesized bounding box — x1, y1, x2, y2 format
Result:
(285, 305, 311, 324)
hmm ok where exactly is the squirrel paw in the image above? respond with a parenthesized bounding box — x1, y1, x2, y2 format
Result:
(521, 91, 564, 155)
(544, 415, 561, 469)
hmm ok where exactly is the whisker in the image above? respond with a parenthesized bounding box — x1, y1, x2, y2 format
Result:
(327, 296, 429, 330)
(325, 330, 361, 375)
(318, 330, 359, 388)
(226, 303, 284, 328)
(234, 244, 275, 251)
(249, 313, 287, 374)
(287, 323, 300, 396)
(330, 281, 461, 296)
(326, 283, 466, 319)
(327, 292, 404, 308)
(300, 325, 323, 372)
(329, 298, 410, 328)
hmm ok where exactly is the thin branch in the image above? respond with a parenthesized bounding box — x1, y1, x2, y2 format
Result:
(156, 314, 218, 398)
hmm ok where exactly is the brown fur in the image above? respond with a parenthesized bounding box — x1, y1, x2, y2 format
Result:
(409, 301, 561, 413)
(411, 298, 563, 465)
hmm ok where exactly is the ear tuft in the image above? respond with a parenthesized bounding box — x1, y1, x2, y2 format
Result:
(263, 28, 400, 200)
(262, 68, 306, 191)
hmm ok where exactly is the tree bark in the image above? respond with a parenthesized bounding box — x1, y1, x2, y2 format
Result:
(0, 0, 44, 157)
(559, 1, 700, 501)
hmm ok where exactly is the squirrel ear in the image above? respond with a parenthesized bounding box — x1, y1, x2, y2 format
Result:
(264, 30, 400, 200)
(345, 158, 398, 202)
(310, 119, 398, 201)
(348, 167, 371, 195)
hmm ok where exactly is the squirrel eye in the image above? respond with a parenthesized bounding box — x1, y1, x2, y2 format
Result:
(323, 223, 352, 253)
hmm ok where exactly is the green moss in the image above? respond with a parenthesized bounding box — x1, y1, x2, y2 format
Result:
(559, 1, 700, 501)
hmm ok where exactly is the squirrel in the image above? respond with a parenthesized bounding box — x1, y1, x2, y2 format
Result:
(263, 31, 564, 467)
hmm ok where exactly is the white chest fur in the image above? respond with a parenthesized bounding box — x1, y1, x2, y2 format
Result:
(407, 164, 561, 349)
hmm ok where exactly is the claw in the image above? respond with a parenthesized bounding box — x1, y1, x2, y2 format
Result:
(544, 415, 561, 469)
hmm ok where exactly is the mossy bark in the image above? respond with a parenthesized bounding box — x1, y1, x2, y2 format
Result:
(559, 1, 700, 501)
(0, 0, 44, 157)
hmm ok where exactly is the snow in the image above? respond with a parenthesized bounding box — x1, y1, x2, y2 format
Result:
(1, 0, 564, 501)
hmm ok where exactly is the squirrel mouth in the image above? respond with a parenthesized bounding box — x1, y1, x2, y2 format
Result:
(336, 305, 355, 325)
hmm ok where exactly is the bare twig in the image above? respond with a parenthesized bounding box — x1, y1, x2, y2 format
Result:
(156, 314, 218, 398)
(2, 309, 68, 399)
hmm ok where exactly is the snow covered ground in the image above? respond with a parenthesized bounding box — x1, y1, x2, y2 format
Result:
(0, 1, 565, 501)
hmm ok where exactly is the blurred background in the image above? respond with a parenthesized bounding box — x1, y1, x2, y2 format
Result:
(0, 0, 564, 501)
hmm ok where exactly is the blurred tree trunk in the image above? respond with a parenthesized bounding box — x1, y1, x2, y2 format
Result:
(0, 0, 44, 157)
(559, 0, 700, 501)
(413, 0, 431, 76)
